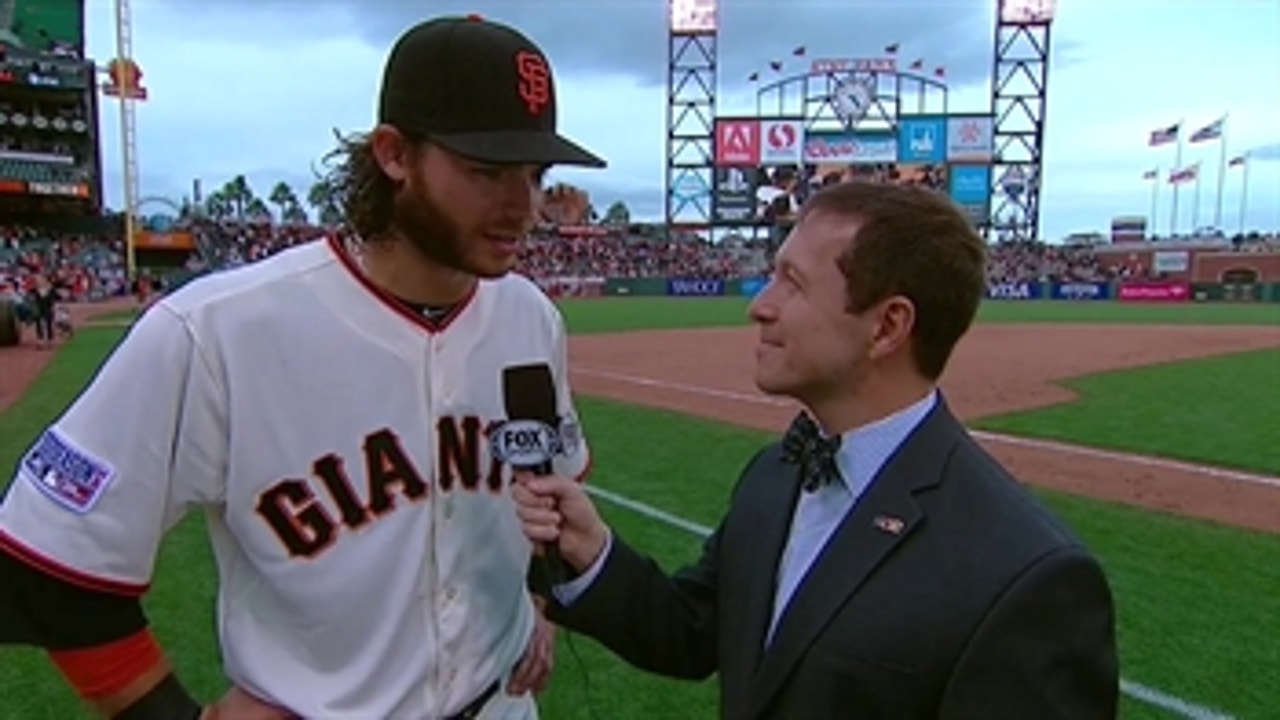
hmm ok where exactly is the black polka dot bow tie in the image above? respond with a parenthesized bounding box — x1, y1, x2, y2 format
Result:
(781, 411, 842, 492)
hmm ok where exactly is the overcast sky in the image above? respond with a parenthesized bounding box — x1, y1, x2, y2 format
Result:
(81, 0, 1279, 240)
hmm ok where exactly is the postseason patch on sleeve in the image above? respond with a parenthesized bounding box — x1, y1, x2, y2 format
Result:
(19, 429, 117, 514)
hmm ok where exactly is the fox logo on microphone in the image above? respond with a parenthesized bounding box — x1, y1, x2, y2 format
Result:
(489, 417, 581, 466)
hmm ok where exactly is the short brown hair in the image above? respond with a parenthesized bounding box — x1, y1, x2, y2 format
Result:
(798, 181, 987, 379)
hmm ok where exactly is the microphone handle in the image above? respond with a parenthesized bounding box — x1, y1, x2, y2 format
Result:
(528, 460, 568, 584)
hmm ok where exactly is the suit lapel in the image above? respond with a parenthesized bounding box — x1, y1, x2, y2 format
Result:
(745, 401, 962, 717)
(734, 448, 804, 676)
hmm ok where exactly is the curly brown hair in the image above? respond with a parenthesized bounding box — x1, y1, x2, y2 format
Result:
(317, 129, 422, 241)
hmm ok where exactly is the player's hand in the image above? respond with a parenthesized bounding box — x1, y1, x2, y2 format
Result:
(199, 686, 296, 720)
(507, 604, 556, 696)
(512, 472, 608, 574)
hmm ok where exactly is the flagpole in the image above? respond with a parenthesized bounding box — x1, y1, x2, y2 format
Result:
(1214, 113, 1228, 230)
(1192, 163, 1202, 232)
(1170, 118, 1183, 237)
(1239, 153, 1250, 236)
(1150, 169, 1159, 236)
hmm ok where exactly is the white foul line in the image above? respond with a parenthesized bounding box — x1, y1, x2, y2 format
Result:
(573, 367, 1280, 490)
(583, 485, 1236, 720)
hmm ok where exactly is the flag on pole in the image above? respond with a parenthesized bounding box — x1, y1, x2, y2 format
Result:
(1148, 123, 1179, 146)
(1228, 155, 1246, 167)
(1169, 164, 1200, 184)
(1189, 117, 1225, 143)
(1142, 169, 1158, 180)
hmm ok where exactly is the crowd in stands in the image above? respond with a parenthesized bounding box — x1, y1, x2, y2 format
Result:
(5, 222, 1280, 318)
(1, 225, 129, 301)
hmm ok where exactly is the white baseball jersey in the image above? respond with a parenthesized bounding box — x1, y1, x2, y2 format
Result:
(0, 237, 591, 719)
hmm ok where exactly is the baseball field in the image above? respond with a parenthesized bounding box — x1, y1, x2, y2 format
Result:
(1, 297, 1277, 719)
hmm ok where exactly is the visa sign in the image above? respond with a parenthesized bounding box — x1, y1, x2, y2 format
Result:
(803, 132, 897, 164)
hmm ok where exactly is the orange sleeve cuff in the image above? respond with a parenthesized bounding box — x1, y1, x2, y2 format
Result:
(48, 629, 164, 699)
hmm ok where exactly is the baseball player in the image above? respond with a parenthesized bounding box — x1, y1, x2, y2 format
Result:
(0, 15, 603, 720)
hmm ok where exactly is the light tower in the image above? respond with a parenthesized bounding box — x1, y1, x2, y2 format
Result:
(665, 0, 717, 237)
(101, 0, 147, 280)
(990, 0, 1056, 241)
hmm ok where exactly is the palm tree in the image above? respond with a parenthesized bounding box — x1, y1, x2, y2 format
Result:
(245, 197, 272, 223)
(269, 181, 299, 223)
(308, 179, 341, 227)
(221, 175, 253, 220)
(204, 190, 233, 220)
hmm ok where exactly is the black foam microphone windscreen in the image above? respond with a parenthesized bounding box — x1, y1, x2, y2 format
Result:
(502, 363, 566, 580)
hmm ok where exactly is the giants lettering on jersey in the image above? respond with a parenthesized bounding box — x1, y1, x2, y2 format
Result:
(255, 416, 503, 559)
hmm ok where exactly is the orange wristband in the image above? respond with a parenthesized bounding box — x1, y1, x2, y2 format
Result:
(48, 629, 164, 699)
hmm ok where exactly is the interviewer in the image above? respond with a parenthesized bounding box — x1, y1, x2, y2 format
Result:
(516, 180, 1119, 719)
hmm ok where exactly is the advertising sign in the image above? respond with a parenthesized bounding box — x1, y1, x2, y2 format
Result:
(711, 166, 759, 223)
(759, 119, 804, 165)
(667, 278, 726, 297)
(1152, 251, 1189, 274)
(803, 132, 897, 165)
(949, 164, 991, 227)
(714, 119, 761, 166)
(739, 277, 767, 297)
(1051, 282, 1111, 301)
(987, 282, 1043, 300)
(946, 116, 995, 162)
(1118, 281, 1190, 302)
(896, 116, 948, 164)
(6, 0, 84, 52)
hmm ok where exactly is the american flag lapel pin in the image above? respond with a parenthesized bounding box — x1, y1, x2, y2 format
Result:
(873, 514, 905, 536)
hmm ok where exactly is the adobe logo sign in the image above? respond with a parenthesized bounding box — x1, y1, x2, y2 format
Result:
(760, 120, 804, 164)
(715, 119, 761, 166)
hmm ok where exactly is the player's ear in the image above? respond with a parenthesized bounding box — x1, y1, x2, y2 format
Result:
(369, 124, 416, 183)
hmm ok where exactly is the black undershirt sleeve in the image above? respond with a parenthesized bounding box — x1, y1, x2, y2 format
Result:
(0, 548, 148, 650)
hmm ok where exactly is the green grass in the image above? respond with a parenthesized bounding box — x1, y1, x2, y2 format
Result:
(81, 295, 1280, 333)
(975, 348, 1280, 475)
(554, 297, 1280, 334)
(973, 299, 1280, 325)
(4, 296, 1279, 719)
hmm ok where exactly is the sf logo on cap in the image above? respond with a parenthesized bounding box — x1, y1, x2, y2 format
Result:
(515, 50, 550, 115)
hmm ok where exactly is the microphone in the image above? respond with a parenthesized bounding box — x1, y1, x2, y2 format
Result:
(500, 363, 568, 584)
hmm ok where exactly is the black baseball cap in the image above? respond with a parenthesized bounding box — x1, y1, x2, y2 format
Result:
(378, 15, 606, 168)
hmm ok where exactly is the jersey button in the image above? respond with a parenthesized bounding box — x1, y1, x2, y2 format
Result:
(445, 586, 458, 603)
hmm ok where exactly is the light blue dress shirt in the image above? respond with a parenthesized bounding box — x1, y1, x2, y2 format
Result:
(554, 390, 939, 651)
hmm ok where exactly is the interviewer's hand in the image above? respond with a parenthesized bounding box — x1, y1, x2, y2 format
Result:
(512, 472, 609, 574)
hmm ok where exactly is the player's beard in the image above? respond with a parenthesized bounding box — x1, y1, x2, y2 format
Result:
(390, 172, 508, 280)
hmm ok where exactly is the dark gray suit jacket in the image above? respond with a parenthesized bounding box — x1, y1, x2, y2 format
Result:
(542, 398, 1119, 719)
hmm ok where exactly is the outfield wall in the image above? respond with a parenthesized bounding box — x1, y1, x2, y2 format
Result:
(601, 277, 1280, 303)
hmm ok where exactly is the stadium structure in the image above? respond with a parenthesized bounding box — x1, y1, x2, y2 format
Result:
(665, 0, 1056, 244)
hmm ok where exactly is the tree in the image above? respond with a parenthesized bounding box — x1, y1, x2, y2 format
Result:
(308, 179, 341, 227)
(245, 197, 272, 223)
(203, 190, 233, 220)
(603, 201, 630, 226)
(269, 181, 300, 224)
(220, 175, 254, 220)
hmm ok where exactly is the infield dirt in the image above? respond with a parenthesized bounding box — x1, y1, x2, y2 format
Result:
(568, 323, 1280, 534)
(3, 308, 1278, 533)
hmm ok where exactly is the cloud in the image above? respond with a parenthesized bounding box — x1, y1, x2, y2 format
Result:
(1246, 143, 1280, 161)
(145, 0, 999, 89)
